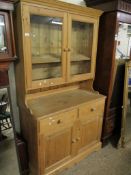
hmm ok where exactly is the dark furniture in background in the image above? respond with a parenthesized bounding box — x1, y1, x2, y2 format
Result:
(16, 135, 29, 175)
(84, 0, 131, 144)
(0, 0, 16, 139)
(0, 1, 28, 175)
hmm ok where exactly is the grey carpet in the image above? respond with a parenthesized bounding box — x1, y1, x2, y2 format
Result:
(60, 142, 131, 175)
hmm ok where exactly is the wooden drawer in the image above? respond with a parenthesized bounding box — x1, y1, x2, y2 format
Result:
(79, 100, 105, 122)
(39, 109, 77, 135)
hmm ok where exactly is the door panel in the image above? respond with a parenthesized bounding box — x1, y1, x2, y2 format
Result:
(22, 6, 67, 90)
(45, 129, 71, 168)
(67, 14, 98, 82)
(79, 118, 99, 150)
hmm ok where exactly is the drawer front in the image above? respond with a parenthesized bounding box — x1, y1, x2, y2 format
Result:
(39, 109, 77, 135)
(79, 100, 105, 122)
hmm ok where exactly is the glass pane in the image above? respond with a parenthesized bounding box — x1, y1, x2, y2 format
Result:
(116, 23, 131, 59)
(0, 15, 7, 53)
(71, 21, 93, 76)
(30, 15, 63, 81)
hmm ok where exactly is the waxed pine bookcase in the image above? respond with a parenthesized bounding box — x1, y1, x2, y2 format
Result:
(14, 0, 106, 175)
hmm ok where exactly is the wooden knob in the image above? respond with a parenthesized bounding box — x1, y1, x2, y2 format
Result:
(91, 108, 96, 112)
(63, 48, 68, 52)
(72, 139, 76, 143)
(57, 119, 62, 124)
(76, 137, 80, 141)
(50, 82, 54, 85)
(68, 48, 71, 52)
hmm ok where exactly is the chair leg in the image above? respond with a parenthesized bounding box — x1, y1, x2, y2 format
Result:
(6, 118, 10, 128)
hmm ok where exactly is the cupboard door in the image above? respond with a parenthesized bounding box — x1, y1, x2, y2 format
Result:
(38, 110, 77, 173)
(67, 14, 98, 82)
(39, 128, 73, 174)
(78, 102, 104, 151)
(79, 117, 100, 151)
(22, 6, 67, 90)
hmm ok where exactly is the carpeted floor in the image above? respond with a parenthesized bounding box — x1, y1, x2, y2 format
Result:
(60, 141, 131, 175)
(0, 121, 131, 175)
(0, 129, 20, 175)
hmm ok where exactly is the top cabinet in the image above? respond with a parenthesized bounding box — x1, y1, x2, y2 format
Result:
(0, 2, 16, 61)
(16, 1, 102, 91)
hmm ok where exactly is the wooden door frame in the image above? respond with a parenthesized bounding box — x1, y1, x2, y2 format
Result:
(67, 13, 98, 83)
(22, 5, 68, 91)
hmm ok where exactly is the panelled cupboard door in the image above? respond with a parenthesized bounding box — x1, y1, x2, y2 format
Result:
(38, 110, 78, 174)
(67, 14, 98, 82)
(39, 128, 74, 174)
(78, 116, 101, 151)
(78, 102, 104, 151)
(22, 5, 67, 90)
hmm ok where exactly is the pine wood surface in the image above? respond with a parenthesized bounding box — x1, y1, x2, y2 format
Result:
(15, 0, 102, 17)
(27, 89, 105, 118)
(14, 1, 105, 174)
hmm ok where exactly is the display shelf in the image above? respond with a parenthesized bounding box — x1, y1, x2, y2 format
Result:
(32, 54, 61, 64)
(71, 54, 91, 62)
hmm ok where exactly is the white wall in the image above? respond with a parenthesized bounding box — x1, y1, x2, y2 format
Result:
(59, 0, 86, 6)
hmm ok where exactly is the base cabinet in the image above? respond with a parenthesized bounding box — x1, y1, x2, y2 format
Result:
(35, 98, 105, 175)
(39, 110, 77, 173)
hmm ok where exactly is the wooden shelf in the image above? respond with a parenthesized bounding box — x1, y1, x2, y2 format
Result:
(32, 54, 91, 64)
(32, 54, 61, 64)
(71, 54, 91, 62)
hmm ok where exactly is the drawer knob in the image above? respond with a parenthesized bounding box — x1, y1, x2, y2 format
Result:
(57, 119, 62, 124)
(50, 82, 54, 85)
(91, 108, 96, 112)
(72, 139, 76, 143)
(76, 137, 80, 141)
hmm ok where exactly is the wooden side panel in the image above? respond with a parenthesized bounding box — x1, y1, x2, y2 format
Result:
(19, 106, 39, 175)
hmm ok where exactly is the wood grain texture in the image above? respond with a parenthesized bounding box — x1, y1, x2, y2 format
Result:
(16, 0, 102, 17)
(27, 89, 105, 118)
(14, 1, 105, 175)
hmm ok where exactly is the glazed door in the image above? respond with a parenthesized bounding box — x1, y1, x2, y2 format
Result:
(67, 14, 98, 82)
(22, 6, 67, 90)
